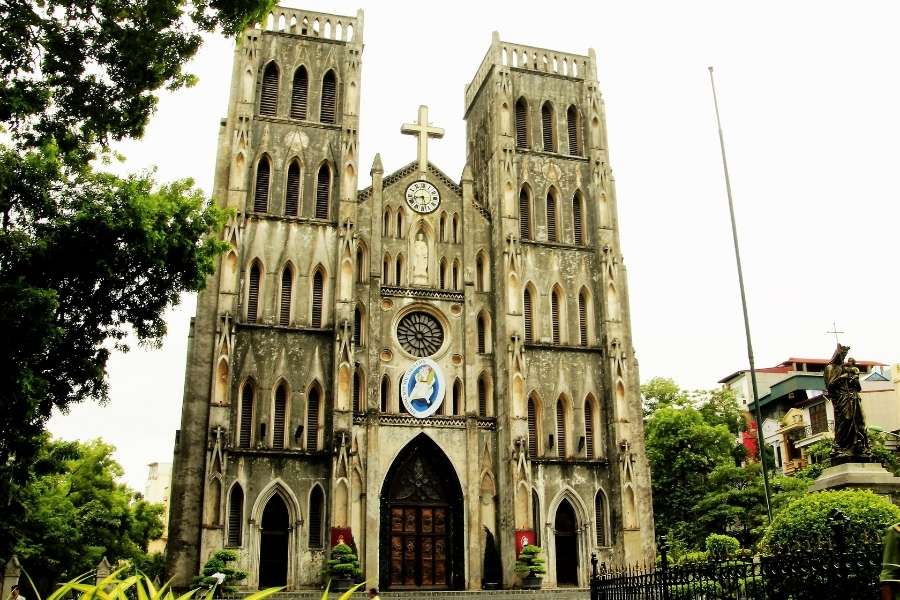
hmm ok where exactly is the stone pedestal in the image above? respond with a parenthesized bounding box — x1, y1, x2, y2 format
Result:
(810, 462, 900, 505)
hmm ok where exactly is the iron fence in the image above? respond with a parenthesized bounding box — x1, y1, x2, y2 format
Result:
(590, 511, 882, 600)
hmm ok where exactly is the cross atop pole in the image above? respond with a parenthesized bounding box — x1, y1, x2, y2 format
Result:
(827, 321, 845, 344)
(401, 105, 444, 173)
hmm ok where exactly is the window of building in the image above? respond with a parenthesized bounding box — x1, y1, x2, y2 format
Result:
(315, 163, 331, 219)
(260, 62, 279, 116)
(254, 157, 270, 213)
(279, 266, 292, 326)
(290, 66, 308, 119)
(311, 268, 324, 327)
(247, 262, 261, 323)
(227, 484, 244, 546)
(320, 70, 337, 124)
(515, 97, 529, 148)
(541, 102, 555, 152)
(273, 384, 287, 449)
(239, 381, 254, 448)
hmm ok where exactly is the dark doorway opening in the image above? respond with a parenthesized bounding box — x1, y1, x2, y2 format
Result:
(555, 499, 578, 586)
(379, 434, 464, 590)
(259, 494, 289, 588)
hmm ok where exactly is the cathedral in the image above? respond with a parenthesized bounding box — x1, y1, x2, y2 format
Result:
(166, 6, 654, 591)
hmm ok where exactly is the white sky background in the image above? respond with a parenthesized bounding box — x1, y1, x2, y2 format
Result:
(49, 1, 900, 490)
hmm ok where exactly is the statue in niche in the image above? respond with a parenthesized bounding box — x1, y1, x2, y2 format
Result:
(825, 344, 870, 462)
(413, 232, 428, 284)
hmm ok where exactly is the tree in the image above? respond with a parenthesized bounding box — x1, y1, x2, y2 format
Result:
(192, 549, 247, 593)
(641, 377, 691, 416)
(644, 404, 735, 546)
(0, 0, 273, 522)
(6, 436, 164, 595)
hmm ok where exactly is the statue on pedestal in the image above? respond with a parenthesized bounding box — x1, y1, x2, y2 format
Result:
(413, 232, 429, 285)
(824, 344, 871, 462)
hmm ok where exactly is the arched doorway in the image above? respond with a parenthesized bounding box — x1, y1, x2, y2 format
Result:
(259, 494, 289, 588)
(380, 434, 464, 590)
(554, 499, 578, 586)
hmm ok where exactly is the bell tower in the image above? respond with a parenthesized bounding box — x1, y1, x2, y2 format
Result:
(463, 33, 655, 582)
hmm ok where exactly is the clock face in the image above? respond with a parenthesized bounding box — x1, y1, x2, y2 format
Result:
(405, 180, 441, 214)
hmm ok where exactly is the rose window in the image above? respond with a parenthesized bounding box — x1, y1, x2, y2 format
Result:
(397, 312, 444, 357)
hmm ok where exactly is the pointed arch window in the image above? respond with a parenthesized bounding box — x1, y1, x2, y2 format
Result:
(551, 288, 561, 345)
(515, 97, 529, 149)
(567, 105, 581, 156)
(546, 189, 558, 242)
(311, 269, 324, 327)
(452, 214, 459, 244)
(439, 212, 447, 242)
(532, 489, 541, 546)
(247, 262, 261, 323)
(356, 245, 366, 284)
(476, 253, 485, 292)
(527, 396, 538, 458)
(254, 157, 270, 213)
(452, 260, 460, 290)
(273, 384, 287, 449)
(279, 266, 292, 326)
(477, 313, 487, 354)
(383, 208, 392, 237)
(315, 163, 331, 220)
(260, 62, 279, 116)
(556, 397, 567, 458)
(227, 484, 244, 546)
(306, 386, 320, 450)
(239, 381, 254, 448)
(578, 289, 588, 346)
(396, 209, 404, 238)
(595, 490, 606, 545)
(453, 379, 462, 415)
(519, 187, 531, 240)
(353, 305, 363, 346)
(585, 398, 595, 459)
(320, 70, 337, 124)
(523, 287, 534, 343)
(439, 258, 447, 289)
(541, 102, 555, 152)
(380, 375, 390, 412)
(290, 66, 308, 119)
(395, 255, 404, 286)
(309, 485, 325, 548)
(284, 161, 300, 217)
(572, 191, 584, 245)
(352, 367, 362, 413)
(382, 253, 391, 284)
(478, 374, 489, 416)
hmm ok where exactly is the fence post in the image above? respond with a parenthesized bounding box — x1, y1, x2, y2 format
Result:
(659, 534, 670, 600)
(2, 556, 21, 600)
(590, 552, 598, 600)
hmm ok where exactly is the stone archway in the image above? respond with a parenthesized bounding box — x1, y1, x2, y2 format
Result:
(258, 494, 289, 588)
(379, 434, 464, 590)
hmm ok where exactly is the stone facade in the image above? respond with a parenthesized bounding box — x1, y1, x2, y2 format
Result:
(166, 7, 654, 591)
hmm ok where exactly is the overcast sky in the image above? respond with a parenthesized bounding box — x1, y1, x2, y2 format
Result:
(49, 0, 900, 490)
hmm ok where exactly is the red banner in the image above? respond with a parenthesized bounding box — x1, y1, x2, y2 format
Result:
(330, 527, 354, 548)
(515, 530, 535, 555)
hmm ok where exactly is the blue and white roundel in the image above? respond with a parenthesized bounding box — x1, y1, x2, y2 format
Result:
(400, 358, 445, 418)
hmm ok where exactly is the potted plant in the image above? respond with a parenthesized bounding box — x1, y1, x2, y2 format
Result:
(514, 544, 546, 589)
(327, 543, 362, 592)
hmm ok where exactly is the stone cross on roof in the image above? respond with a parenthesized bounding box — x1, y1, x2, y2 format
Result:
(401, 105, 444, 173)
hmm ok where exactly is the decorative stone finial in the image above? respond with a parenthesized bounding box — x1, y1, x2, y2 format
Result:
(370, 153, 383, 175)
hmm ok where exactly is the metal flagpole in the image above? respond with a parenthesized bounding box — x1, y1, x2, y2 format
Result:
(707, 66, 773, 523)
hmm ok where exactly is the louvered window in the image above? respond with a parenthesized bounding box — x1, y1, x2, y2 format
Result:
(541, 103, 555, 152)
(273, 385, 286, 449)
(527, 397, 538, 458)
(352, 369, 361, 413)
(551, 290, 561, 344)
(290, 66, 308, 119)
(573, 193, 584, 245)
(478, 377, 488, 416)
(523, 288, 534, 343)
(247, 263, 261, 323)
(320, 70, 337, 124)
(453, 380, 462, 415)
(477, 316, 486, 353)
(306, 387, 320, 449)
(227, 485, 243, 546)
(519, 189, 531, 240)
(585, 400, 595, 459)
(279, 267, 292, 326)
(311, 269, 324, 327)
(315, 164, 330, 219)
(578, 292, 588, 346)
(546, 191, 557, 242)
(254, 158, 270, 213)
(380, 376, 389, 412)
(260, 62, 279, 116)
(556, 399, 567, 458)
(353, 306, 362, 345)
(285, 162, 300, 217)
(595, 492, 606, 545)
(567, 105, 580, 156)
(239, 383, 253, 448)
(439, 261, 446, 289)
(515, 98, 529, 148)
(309, 486, 324, 548)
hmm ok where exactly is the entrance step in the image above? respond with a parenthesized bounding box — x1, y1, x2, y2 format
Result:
(231, 589, 588, 600)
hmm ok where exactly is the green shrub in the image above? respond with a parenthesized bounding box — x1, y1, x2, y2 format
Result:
(514, 544, 547, 576)
(673, 550, 708, 565)
(326, 543, 362, 580)
(762, 489, 900, 553)
(191, 548, 247, 592)
(670, 580, 722, 599)
(704, 534, 740, 560)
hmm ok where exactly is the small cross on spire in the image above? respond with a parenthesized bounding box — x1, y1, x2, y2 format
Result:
(827, 321, 845, 344)
(401, 105, 444, 173)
